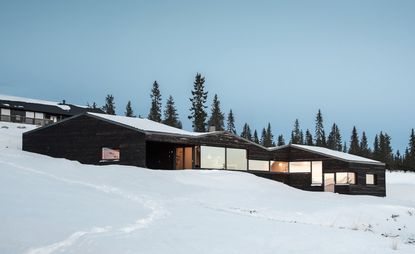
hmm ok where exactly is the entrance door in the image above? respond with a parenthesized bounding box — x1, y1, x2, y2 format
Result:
(175, 147, 193, 170)
(324, 173, 335, 192)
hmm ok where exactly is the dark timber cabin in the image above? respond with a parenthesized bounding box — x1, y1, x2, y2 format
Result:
(22, 112, 386, 197)
(0, 94, 104, 126)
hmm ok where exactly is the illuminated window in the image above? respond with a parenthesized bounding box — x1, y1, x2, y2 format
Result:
(366, 174, 376, 185)
(270, 161, 288, 172)
(226, 148, 247, 170)
(336, 172, 356, 185)
(200, 146, 225, 169)
(311, 161, 323, 185)
(101, 147, 120, 161)
(289, 161, 311, 173)
(249, 160, 269, 171)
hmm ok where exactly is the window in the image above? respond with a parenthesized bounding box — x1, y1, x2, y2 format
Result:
(1, 108, 11, 121)
(336, 172, 356, 185)
(289, 161, 311, 173)
(366, 174, 376, 185)
(200, 146, 225, 169)
(249, 160, 269, 171)
(226, 148, 247, 170)
(101, 147, 120, 161)
(311, 161, 323, 185)
(34, 112, 44, 119)
(270, 161, 288, 172)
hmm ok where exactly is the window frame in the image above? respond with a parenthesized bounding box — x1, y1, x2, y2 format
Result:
(101, 147, 120, 162)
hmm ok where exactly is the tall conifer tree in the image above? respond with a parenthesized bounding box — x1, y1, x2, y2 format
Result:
(162, 95, 182, 129)
(240, 123, 252, 141)
(359, 131, 371, 157)
(125, 100, 135, 117)
(226, 109, 236, 134)
(102, 94, 116, 115)
(189, 73, 208, 132)
(327, 123, 342, 151)
(277, 134, 285, 146)
(253, 130, 260, 144)
(290, 119, 303, 144)
(207, 94, 225, 131)
(315, 109, 326, 147)
(148, 81, 162, 122)
(348, 126, 360, 155)
(305, 129, 314, 146)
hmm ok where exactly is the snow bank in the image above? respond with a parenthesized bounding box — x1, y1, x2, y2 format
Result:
(0, 122, 414, 254)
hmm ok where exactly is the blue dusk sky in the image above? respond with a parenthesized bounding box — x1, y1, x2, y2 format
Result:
(0, 0, 414, 152)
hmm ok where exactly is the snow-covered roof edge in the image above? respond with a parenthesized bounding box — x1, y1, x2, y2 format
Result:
(0, 94, 87, 111)
(269, 144, 385, 166)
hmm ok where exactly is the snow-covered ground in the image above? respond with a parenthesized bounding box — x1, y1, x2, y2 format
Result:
(0, 122, 414, 254)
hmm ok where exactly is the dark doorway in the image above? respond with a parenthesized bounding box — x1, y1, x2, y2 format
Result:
(146, 141, 176, 169)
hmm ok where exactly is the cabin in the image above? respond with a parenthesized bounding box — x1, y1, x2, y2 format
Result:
(0, 94, 104, 126)
(22, 112, 386, 197)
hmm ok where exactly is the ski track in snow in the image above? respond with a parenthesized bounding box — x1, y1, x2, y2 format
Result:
(0, 160, 168, 254)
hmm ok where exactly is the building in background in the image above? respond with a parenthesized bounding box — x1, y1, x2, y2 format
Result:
(0, 94, 104, 126)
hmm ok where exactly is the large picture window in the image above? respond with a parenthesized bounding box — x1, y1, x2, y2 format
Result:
(311, 161, 323, 185)
(289, 161, 311, 173)
(226, 148, 247, 170)
(270, 161, 288, 172)
(101, 147, 120, 161)
(249, 160, 269, 171)
(336, 172, 356, 185)
(200, 146, 225, 169)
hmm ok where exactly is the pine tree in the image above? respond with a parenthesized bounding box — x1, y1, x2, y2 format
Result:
(348, 126, 360, 155)
(240, 123, 252, 141)
(327, 123, 342, 151)
(226, 109, 236, 134)
(207, 94, 225, 131)
(379, 132, 393, 168)
(102, 94, 116, 115)
(408, 129, 415, 170)
(189, 73, 208, 132)
(343, 142, 347, 153)
(373, 134, 381, 161)
(315, 109, 326, 147)
(125, 100, 135, 117)
(277, 134, 285, 146)
(305, 129, 313, 146)
(359, 131, 371, 157)
(260, 128, 267, 146)
(253, 130, 260, 144)
(290, 119, 302, 144)
(148, 81, 162, 122)
(162, 95, 182, 129)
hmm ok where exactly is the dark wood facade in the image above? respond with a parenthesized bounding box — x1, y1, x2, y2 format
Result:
(22, 113, 386, 197)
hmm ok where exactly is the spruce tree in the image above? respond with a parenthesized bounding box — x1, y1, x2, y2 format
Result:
(162, 95, 182, 129)
(277, 134, 285, 146)
(408, 129, 415, 170)
(327, 123, 342, 151)
(253, 130, 260, 144)
(305, 129, 314, 146)
(343, 142, 347, 153)
(348, 126, 360, 155)
(379, 132, 393, 168)
(359, 131, 371, 157)
(290, 119, 302, 144)
(315, 109, 326, 147)
(226, 109, 236, 134)
(189, 73, 208, 132)
(148, 81, 162, 122)
(262, 123, 274, 147)
(260, 128, 267, 146)
(125, 100, 135, 117)
(207, 94, 225, 131)
(240, 123, 252, 141)
(102, 94, 116, 115)
(373, 134, 381, 161)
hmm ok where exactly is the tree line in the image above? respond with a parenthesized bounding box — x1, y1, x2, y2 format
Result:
(88, 73, 415, 172)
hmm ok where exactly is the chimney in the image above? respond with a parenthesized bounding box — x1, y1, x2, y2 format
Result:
(62, 100, 66, 105)
(208, 126, 216, 132)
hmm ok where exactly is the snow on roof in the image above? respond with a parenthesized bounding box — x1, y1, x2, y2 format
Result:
(271, 144, 384, 165)
(0, 94, 73, 111)
(88, 112, 208, 136)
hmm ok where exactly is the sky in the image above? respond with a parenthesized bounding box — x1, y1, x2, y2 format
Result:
(0, 0, 414, 152)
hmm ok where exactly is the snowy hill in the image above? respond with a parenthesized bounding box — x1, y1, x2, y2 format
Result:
(1, 122, 414, 254)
